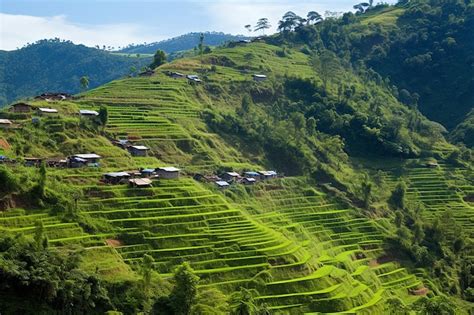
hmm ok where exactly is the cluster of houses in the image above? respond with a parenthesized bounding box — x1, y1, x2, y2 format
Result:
(21, 153, 102, 168)
(8, 102, 100, 118)
(165, 70, 266, 83)
(102, 166, 181, 188)
(194, 170, 278, 189)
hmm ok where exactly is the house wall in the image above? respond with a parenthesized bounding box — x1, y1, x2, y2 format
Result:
(157, 170, 179, 179)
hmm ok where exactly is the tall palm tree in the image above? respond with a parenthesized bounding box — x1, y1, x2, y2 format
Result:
(307, 11, 323, 24)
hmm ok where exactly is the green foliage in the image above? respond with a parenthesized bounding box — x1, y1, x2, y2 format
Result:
(169, 262, 199, 315)
(0, 39, 150, 106)
(80, 76, 90, 91)
(0, 234, 111, 313)
(389, 181, 406, 209)
(150, 49, 167, 69)
(99, 106, 109, 127)
(0, 166, 19, 196)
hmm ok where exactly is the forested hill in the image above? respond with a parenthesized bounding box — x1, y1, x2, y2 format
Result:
(268, 0, 473, 141)
(118, 32, 248, 54)
(0, 39, 151, 107)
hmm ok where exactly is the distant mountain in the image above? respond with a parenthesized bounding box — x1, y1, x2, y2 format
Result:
(0, 39, 151, 107)
(119, 32, 248, 54)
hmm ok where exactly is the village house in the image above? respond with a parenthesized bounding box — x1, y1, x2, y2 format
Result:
(68, 153, 102, 168)
(138, 69, 154, 77)
(0, 119, 13, 129)
(37, 108, 59, 115)
(169, 72, 185, 79)
(24, 157, 43, 167)
(258, 170, 277, 180)
(79, 109, 99, 117)
(242, 177, 256, 185)
(35, 93, 71, 101)
(10, 103, 34, 113)
(140, 168, 156, 177)
(252, 74, 267, 82)
(215, 180, 230, 189)
(156, 166, 180, 179)
(112, 139, 129, 149)
(128, 145, 149, 157)
(426, 161, 439, 168)
(46, 158, 67, 168)
(187, 75, 202, 83)
(222, 171, 241, 182)
(244, 171, 260, 178)
(193, 174, 221, 183)
(129, 178, 153, 188)
(103, 172, 131, 184)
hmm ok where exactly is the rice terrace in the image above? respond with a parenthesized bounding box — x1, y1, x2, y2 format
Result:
(0, 0, 473, 314)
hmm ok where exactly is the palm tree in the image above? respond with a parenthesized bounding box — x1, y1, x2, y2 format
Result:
(307, 11, 323, 24)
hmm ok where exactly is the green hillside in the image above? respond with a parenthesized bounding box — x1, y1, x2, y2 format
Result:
(0, 39, 151, 107)
(0, 3, 473, 314)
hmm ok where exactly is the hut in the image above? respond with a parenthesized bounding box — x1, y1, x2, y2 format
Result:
(103, 172, 131, 184)
(156, 167, 180, 179)
(169, 72, 185, 79)
(426, 161, 439, 168)
(242, 177, 256, 185)
(129, 178, 153, 188)
(35, 93, 71, 101)
(0, 119, 12, 128)
(10, 103, 33, 113)
(68, 153, 102, 167)
(138, 69, 154, 77)
(187, 75, 202, 83)
(258, 170, 277, 180)
(37, 108, 58, 115)
(24, 157, 43, 167)
(140, 168, 156, 177)
(80, 109, 99, 117)
(252, 74, 267, 82)
(222, 171, 240, 182)
(215, 181, 230, 189)
(244, 171, 260, 178)
(128, 145, 149, 157)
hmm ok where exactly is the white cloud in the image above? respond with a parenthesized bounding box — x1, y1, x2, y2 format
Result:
(0, 13, 158, 50)
(204, 1, 349, 35)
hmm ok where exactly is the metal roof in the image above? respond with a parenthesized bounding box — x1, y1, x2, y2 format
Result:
(73, 154, 102, 159)
(131, 145, 149, 150)
(38, 108, 58, 113)
(158, 166, 180, 172)
(104, 172, 130, 177)
(0, 119, 12, 124)
(80, 110, 99, 116)
(215, 181, 230, 186)
(226, 172, 240, 177)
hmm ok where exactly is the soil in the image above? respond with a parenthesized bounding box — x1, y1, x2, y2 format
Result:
(106, 239, 123, 247)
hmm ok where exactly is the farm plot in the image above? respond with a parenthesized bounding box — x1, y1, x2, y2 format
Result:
(230, 177, 424, 313)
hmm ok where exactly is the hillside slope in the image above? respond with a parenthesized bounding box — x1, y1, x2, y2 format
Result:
(0, 37, 472, 314)
(0, 39, 151, 107)
(270, 1, 473, 135)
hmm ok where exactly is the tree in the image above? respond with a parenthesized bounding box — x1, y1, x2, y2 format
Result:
(254, 18, 271, 35)
(34, 220, 46, 250)
(307, 11, 323, 24)
(390, 181, 406, 209)
(239, 94, 252, 115)
(170, 262, 200, 315)
(140, 254, 154, 293)
(198, 33, 205, 64)
(129, 65, 137, 76)
(244, 24, 252, 35)
(230, 288, 259, 315)
(353, 3, 370, 13)
(98, 106, 108, 127)
(291, 112, 306, 139)
(79, 76, 89, 91)
(0, 166, 19, 197)
(360, 176, 373, 208)
(278, 11, 303, 33)
(150, 49, 167, 68)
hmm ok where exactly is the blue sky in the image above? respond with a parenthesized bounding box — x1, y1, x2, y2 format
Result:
(0, 0, 397, 50)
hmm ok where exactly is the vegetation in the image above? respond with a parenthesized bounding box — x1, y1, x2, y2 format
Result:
(0, 39, 151, 106)
(0, 0, 472, 313)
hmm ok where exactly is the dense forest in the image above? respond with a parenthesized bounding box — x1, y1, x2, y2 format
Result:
(0, 0, 473, 314)
(0, 39, 151, 107)
(119, 32, 248, 54)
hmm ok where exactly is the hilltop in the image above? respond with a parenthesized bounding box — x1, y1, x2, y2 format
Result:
(0, 1, 473, 314)
(0, 39, 151, 107)
(119, 32, 248, 54)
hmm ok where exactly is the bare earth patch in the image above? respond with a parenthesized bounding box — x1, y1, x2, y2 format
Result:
(106, 239, 123, 247)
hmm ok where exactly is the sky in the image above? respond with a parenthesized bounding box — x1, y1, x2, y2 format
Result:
(0, 0, 397, 51)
